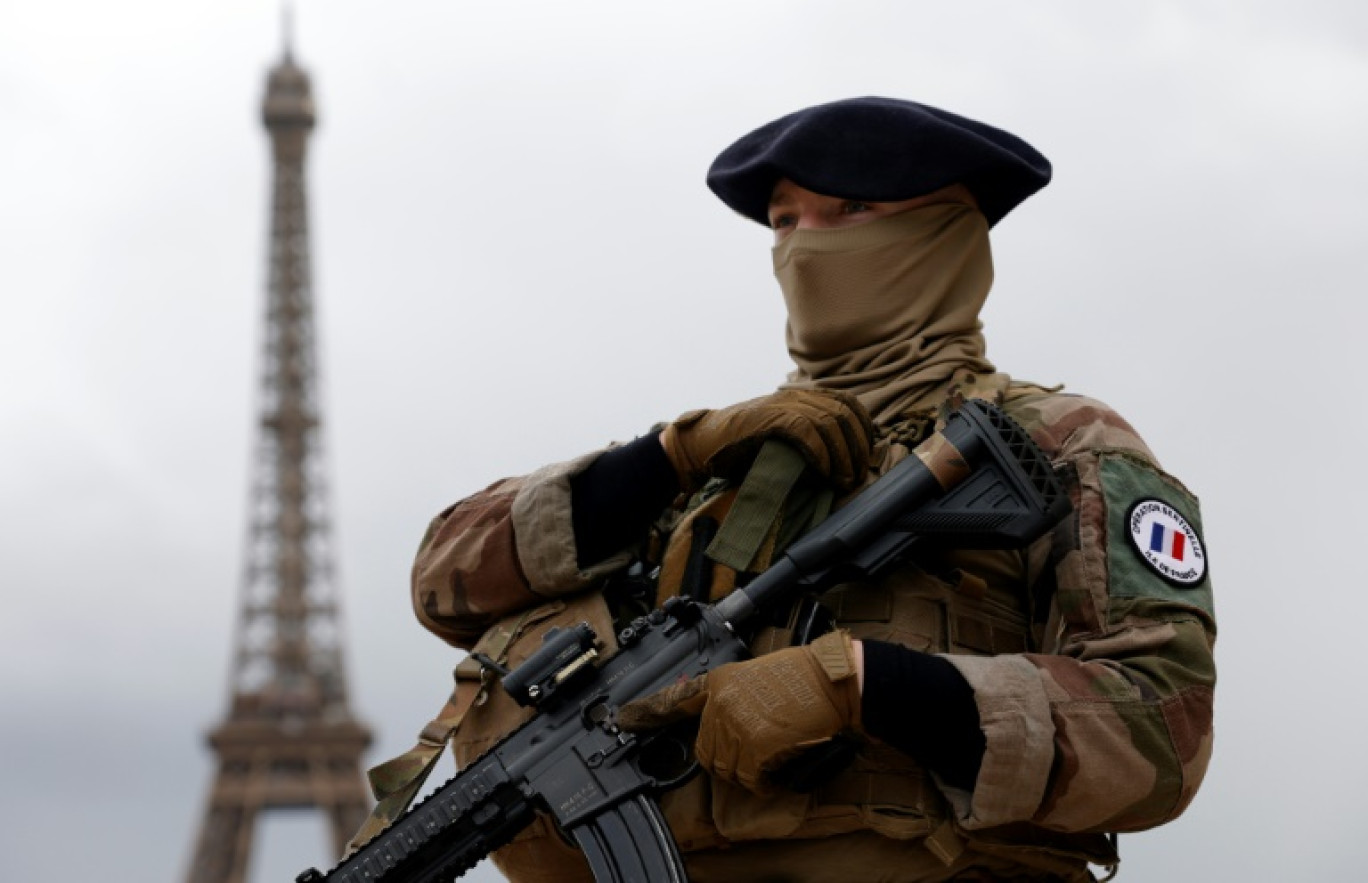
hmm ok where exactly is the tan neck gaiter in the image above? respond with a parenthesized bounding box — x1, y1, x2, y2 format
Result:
(774, 202, 997, 426)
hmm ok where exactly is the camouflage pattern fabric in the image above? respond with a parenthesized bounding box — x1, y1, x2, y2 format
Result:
(943, 381, 1216, 837)
(412, 450, 634, 649)
(407, 371, 1216, 879)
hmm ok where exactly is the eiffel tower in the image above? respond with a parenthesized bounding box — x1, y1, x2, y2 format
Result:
(183, 29, 372, 883)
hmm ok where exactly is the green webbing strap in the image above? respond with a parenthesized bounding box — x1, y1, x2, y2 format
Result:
(344, 609, 534, 856)
(774, 477, 834, 553)
(705, 440, 813, 572)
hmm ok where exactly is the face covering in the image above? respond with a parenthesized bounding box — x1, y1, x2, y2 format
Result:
(774, 201, 997, 426)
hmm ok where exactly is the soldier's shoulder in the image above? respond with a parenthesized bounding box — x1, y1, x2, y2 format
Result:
(1002, 381, 1156, 463)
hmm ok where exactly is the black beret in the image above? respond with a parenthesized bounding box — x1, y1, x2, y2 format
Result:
(707, 96, 1051, 228)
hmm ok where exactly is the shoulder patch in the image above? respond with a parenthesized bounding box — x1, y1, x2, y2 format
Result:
(1100, 453, 1214, 618)
(1126, 499, 1207, 587)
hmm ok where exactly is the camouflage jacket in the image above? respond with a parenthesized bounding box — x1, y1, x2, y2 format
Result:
(410, 374, 1215, 871)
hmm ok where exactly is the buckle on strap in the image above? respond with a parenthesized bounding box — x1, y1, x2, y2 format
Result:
(924, 820, 966, 866)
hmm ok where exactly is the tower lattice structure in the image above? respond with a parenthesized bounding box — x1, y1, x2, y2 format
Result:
(184, 39, 372, 883)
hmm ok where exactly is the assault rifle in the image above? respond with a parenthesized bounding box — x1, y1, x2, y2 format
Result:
(297, 400, 1069, 883)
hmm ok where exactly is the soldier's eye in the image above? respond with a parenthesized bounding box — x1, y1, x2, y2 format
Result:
(843, 201, 872, 215)
(770, 213, 796, 230)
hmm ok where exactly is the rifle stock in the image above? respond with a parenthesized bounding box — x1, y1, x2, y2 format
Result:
(298, 400, 1068, 883)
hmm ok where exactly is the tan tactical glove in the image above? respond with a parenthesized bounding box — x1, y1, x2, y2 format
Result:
(617, 630, 862, 794)
(660, 388, 874, 492)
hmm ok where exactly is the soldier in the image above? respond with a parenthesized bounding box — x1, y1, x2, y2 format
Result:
(407, 97, 1216, 881)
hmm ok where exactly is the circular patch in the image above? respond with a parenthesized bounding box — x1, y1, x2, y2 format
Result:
(1126, 499, 1207, 587)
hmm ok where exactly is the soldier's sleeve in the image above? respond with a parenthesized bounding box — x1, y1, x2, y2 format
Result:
(943, 393, 1216, 833)
(410, 449, 636, 649)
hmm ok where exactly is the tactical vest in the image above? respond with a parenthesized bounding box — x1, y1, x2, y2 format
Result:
(395, 375, 1117, 880)
(616, 385, 1059, 869)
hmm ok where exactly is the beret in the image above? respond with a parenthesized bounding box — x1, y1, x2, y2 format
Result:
(707, 96, 1051, 228)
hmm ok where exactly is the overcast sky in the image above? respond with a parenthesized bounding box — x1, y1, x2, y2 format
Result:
(2, 1, 1366, 881)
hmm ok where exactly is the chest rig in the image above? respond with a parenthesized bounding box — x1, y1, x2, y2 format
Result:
(647, 372, 1044, 662)
(356, 373, 1107, 878)
(608, 373, 1062, 863)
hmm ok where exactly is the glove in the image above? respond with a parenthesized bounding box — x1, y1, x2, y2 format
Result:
(660, 388, 873, 492)
(617, 630, 862, 794)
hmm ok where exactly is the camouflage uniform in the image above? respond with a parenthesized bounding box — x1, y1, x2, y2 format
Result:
(411, 372, 1216, 881)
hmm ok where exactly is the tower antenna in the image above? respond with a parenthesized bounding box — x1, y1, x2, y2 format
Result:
(283, 1, 295, 60)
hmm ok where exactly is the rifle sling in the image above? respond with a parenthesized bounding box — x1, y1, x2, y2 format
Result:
(705, 440, 830, 572)
(344, 609, 535, 856)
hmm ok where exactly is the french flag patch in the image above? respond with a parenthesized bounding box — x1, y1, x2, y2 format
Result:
(1149, 523, 1186, 561)
(1128, 499, 1206, 587)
